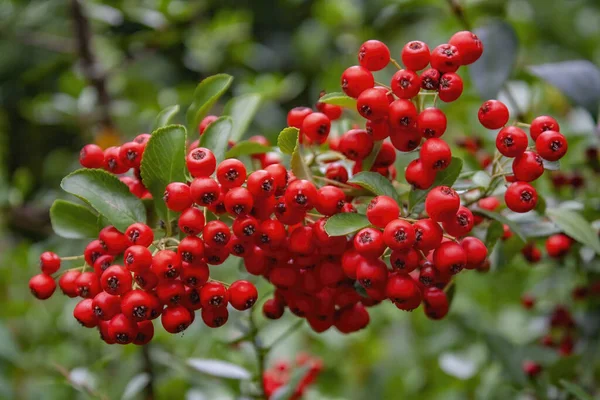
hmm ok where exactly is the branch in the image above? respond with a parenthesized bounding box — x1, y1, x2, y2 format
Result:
(141, 345, 156, 400)
(445, 0, 471, 31)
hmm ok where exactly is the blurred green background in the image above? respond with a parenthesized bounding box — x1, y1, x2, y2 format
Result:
(1, 0, 600, 399)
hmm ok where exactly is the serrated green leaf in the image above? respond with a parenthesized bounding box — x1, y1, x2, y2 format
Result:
(324, 213, 371, 237)
(349, 172, 399, 203)
(318, 92, 356, 108)
(50, 200, 99, 239)
(291, 144, 312, 180)
(153, 105, 180, 131)
(473, 208, 527, 242)
(409, 157, 463, 213)
(61, 169, 146, 232)
(485, 220, 504, 250)
(225, 141, 271, 159)
(140, 124, 187, 228)
(223, 93, 262, 142)
(560, 380, 593, 400)
(547, 208, 600, 254)
(199, 116, 233, 163)
(186, 74, 233, 133)
(361, 140, 383, 172)
(277, 127, 299, 155)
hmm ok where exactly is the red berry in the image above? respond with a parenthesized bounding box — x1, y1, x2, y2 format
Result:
(198, 115, 218, 135)
(74, 298, 98, 328)
(430, 44, 461, 73)
(84, 239, 106, 267)
(201, 306, 229, 328)
(187, 147, 217, 177)
(178, 207, 205, 236)
(391, 69, 421, 99)
(512, 151, 544, 182)
(383, 219, 415, 250)
(224, 187, 254, 216)
(496, 126, 528, 157)
(121, 290, 156, 321)
(461, 237, 488, 269)
(478, 100, 509, 129)
(263, 298, 285, 319)
(317, 99, 343, 120)
(530, 115, 559, 141)
(161, 305, 193, 333)
(134, 321, 155, 345)
(258, 219, 287, 249)
(163, 182, 192, 212)
(125, 223, 154, 247)
(247, 170, 275, 198)
(302, 112, 331, 144)
(229, 280, 258, 310)
(287, 107, 313, 129)
(315, 186, 346, 216)
(339, 129, 374, 161)
(341, 66, 375, 98)
(80, 144, 105, 168)
(442, 206, 474, 237)
(119, 141, 144, 169)
(357, 88, 390, 121)
(425, 186, 460, 222)
(523, 361, 542, 378)
(366, 196, 400, 228)
(356, 258, 388, 289)
(335, 303, 370, 333)
(232, 215, 259, 241)
(358, 40, 390, 71)
(99, 226, 128, 255)
(134, 271, 159, 291)
(545, 234, 571, 258)
(29, 273, 56, 299)
(420, 68, 440, 90)
(177, 236, 205, 265)
(124, 245, 152, 273)
(75, 271, 101, 298)
(216, 159, 246, 189)
(101, 265, 132, 296)
(386, 273, 421, 310)
(156, 280, 185, 306)
(388, 99, 418, 129)
(438, 73, 463, 102)
(59, 270, 81, 297)
(405, 159, 436, 189)
(433, 241, 467, 275)
(40, 251, 61, 275)
(151, 250, 182, 280)
(190, 177, 220, 206)
(401, 41, 430, 71)
(365, 119, 391, 140)
(325, 163, 349, 183)
(353, 228, 386, 258)
(284, 179, 318, 211)
(200, 281, 229, 309)
(420, 138, 452, 170)
(417, 108, 447, 139)
(181, 262, 209, 288)
(104, 146, 129, 174)
(535, 131, 568, 161)
(389, 249, 419, 272)
(413, 219, 443, 252)
(92, 292, 121, 321)
(423, 287, 449, 319)
(504, 181, 538, 213)
(448, 31, 483, 65)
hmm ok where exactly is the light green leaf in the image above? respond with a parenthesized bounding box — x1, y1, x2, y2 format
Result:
(324, 213, 371, 237)
(547, 208, 600, 254)
(187, 359, 251, 380)
(153, 105, 180, 131)
(409, 157, 463, 213)
(361, 140, 383, 172)
(121, 373, 150, 400)
(349, 172, 399, 203)
(560, 380, 593, 400)
(225, 141, 271, 159)
(50, 200, 100, 239)
(318, 92, 356, 108)
(186, 74, 233, 133)
(199, 117, 233, 163)
(485, 220, 504, 250)
(473, 208, 526, 242)
(223, 93, 262, 142)
(140, 124, 187, 227)
(277, 127, 299, 155)
(61, 169, 146, 232)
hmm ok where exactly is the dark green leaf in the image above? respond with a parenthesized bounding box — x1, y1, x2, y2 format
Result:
(61, 169, 146, 232)
(547, 208, 600, 254)
(445, 282, 456, 306)
(277, 127, 299, 155)
(271, 366, 311, 400)
(199, 116, 233, 163)
(485, 220, 504, 250)
(361, 140, 383, 172)
(153, 105, 180, 130)
(225, 141, 271, 158)
(528, 61, 600, 120)
(409, 157, 463, 213)
(492, 235, 526, 270)
(535, 194, 547, 215)
(50, 200, 99, 239)
(349, 172, 399, 203)
(187, 359, 251, 380)
(318, 92, 356, 108)
(482, 332, 527, 386)
(470, 21, 519, 99)
(324, 213, 371, 237)
(224, 93, 262, 142)
(473, 208, 527, 242)
(140, 124, 187, 227)
(560, 380, 593, 400)
(186, 74, 233, 133)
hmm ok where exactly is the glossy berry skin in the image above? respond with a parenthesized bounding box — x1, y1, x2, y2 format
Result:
(389, 249, 419, 273)
(448, 31, 483, 65)
(388, 99, 418, 130)
(353, 228, 386, 258)
(317, 100, 343, 120)
(124, 245, 152, 273)
(73, 299, 98, 328)
(232, 215, 259, 241)
(156, 280, 185, 306)
(401, 41, 430, 71)
(203, 220, 231, 248)
(181, 262, 209, 288)
(29, 273, 56, 299)
(413, 219, 443, 252)
(134, 321, 155, 345)
(425, 186, 460, 222)
(178, 236, 205, 265)
(258, 219, 287, 249)
(161, 305, 193, 333)
(125, 223, 154, 247)
(512, 151, 544, 182)
(302, 112, 331, 144)
(341, 66, 375, 98)
(535, 131, 568, 161)
(478, 100, 509, 129)
(287, 107, 313, 129)
(417, 108, 447, 139)
(438, 73, 463, 103)
(163, 182, 192, 212)
(119, 141, 144, 169)
(246, 170, 275, 198)
(202, 306, 229, 328)
(325, 163, 349, 183)
(405, 159, 436, 190)
(442, 206, 474, 237)
(229, 280, 258, 310)
(224, 187, 254, 216)
(103, 147, 129, 174)
(430, 44, 461, 73)
(80, 144, 105, 168)
(121, 290, 156, 321)
(99, 226, 128, 255)
(423, 287, 449, 320)
(178, 207, 205, 236)
(420, 69, 440, 91)
(151, 250, 182, 280)
(263, 298, 285, 319)
(315, 186, 345, 216)
(461, 237, 488, 269)
(200, 282, 229, 309)
(391, 70, 421, 99)
(358, 40, 390, 71)
(75, 272, 101, 298)
(92, 292, 121, 321)
(366, 196, 400, 228)
(496, 126, 528, 157)
(374, 142, 396, 168)
(190, 177, 220, 206)
(505, 182, 538, 213)
(357, 88, 390, 121)
(530, 115, 559, 141)
(187, 147, 216, 177)
(420, 138, 452, 171)
(383, 219, 415, 250)
(433, 241, 467, 275)
(545, 234, 571, 258)
(356, 258, 388, 289)
(339, 129, 374, 161)
(101, 266, 132, 296)
(39, 251, 61, 275)
(285, 179, 318, 211)
(216, 159, 247, 189)
(59, 270, 81, 298)
(198, 115, 218, 135)
(389, 127, 421, 152)
(366, 119, 390, 140)
(386, 274, 421, 310)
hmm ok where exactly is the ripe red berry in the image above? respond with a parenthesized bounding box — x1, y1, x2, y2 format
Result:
(438, 73, 463, 102)
(405, 159, 436, 190)
(388, 99, 418, 129)
(203, 220, 231, 247)
(401, 41, 430, 71)
(201, 306, 229, 328)
(416, 108, 447, 138)
(92, 292, 121, 321)
(530, 115, 559, 141)
(522, 361, 542, 378)
(181, 262, 209, 288)
(366, 196, 400, 228)
(356, 258, 388, 289)
(178, 207, 205, 236)
(420, 68, 440, 90)
(151, 250, 182, 280)
(258, 219, 287, 249)
(478, 100, 509, 129)
(365, 119, 391, 141)
(200, 281, 229, 309)
(99, 226, 128, 255)
(134, 321, 155, 345)
(496, 126, 528, 157)
(341, 66, 375, 98)
(423, 287, 449, 319)
(246, 170, 275, 198)
(75, 271, 101, 298)
(302, 112, 331, 144)
(433, 241, 467, 275)
(325, 163, 349, 183)
(461, 237, 488, 269)
(125, 223, 154, 247)
(425, 186, 460, 222)
(284, 179, 318, 211)
(413, 218, 443, 252)
(124, 245, 152, 273)
(287, 107, 313, 129)
(190, 177, 220, 206)
(263, 298, 285, 319)
(358, 40, 390, 71)
(383, 219, 415, 250)
(59, 270, 81, 297)
(156, 280, 185, 305)
(505, 181, 538, 213)
(357, 88, 390, 121)
(315, 186, 346, 216)
(163, 182, 193, 212)
(39, 251, 61, 275)
(229, 280, 258, 310)
(545, 234, 571, 258)
(121, 290, 156, 321)
(317, 99, 343, 121)
(161, 305, 193, 333)
(73, 298, 98, 328)
(389, 249, 419, 272)
(339, 129, 374, 161)
(29, 273, 56, 299)
(512, 151, 544, 182)
(224, 187, 254, 216)
(386, 273, 421, 310)
(430, 44, 461, 73)
(420, 138, 452, 171)
(177, 236, 205, 265)
(391, 69, 421, 99)
(84, 239, 106, 266)
(442, 206, 474, 237)
(80, 144, 105, 168)
(216, 159, 246, 189)
(232, 215, 259, 241)
(198, 115, 218, 135)
(119, 141, 144, 169)
(187, 147, 217, 178)
(448, 31, 483, 65)
(101, 265, 132, 296)
(103, 146, 129, 174)
(535, 131, 568, 161)
(353, 227, 386, 258)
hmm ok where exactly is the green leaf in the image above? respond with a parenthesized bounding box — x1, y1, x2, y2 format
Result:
(409, 157, 463, 213)
(187, 359, 251, 380)
(318, 92, 356, 108)
(121, 373, 151, 400)
(153, 105, 180, 131)
(472, 171, 491, 188)
(349, 172, 399, 203)
(535, 194, 547, 215)
(271, 366, 311, 400)
(492, 234, 526, 270)
(225, 141, 271, 159)
(482, 332, 527, 386)
(324, 213, 371, 237)
(277, 127, 299, 155)
(528, 61, 600, 121)
(361, 140, 383, 172)
(199, 116, 233, 163)
(560, 380, 593, 400)
(61, 169, 146, 232)
(140, 124, 187, 227)
(547, 208, 600, 254)
(223, 93, 262, 142)
(485, 220, 504, 250)
(470, 21, 519, 99)
(542, 159, 560, 171)
(473, 208, 527, 242)
(186, 74, 233, 133)
(445, 282, 456, 306)
(50, 200, 100, 239)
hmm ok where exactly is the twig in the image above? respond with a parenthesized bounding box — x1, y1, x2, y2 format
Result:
(54, 363, 109, 400)
(445, 0, 472, 30)
(265, 320, 304, 351)
(142, 345, 156, 400)
(248, 312, 267, 397)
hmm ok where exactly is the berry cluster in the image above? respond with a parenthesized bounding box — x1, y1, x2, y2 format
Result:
(263, 354, 322, 399)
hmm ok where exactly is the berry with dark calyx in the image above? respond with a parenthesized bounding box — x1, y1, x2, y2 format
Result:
(315, 186, 346, 216)
(124, 245, 152, 273)
(325, 163, 349, 184)
(413, 219, 443, 252)
(430, 44, 461, 73)
(389, 249, 419, 272)
(420, 68, 441, 91)
(80, 144, 105, 168)
(391, 69, 421, 99)
(302, 112, 331, 144)
(341, 66, 375, 98)
(545, 234, 571, 258)
(232, 215, 259, 241)
(530, 115, 559, 141)
(367, 196, 400, 228)
(358, 40, 390, 71)
(103, 146, 129, 174)
(366, 119, 390, 140)
(420, 138, 452, 170)
(405, 159, 436, 190)
(181, 262, 209, 288)
(119, 141, 144, 169)
(287, 107, 313, 129)
(101, 265, 132, 296)
(478, 100, 509, 129)
(177, 236, 205, 265)
(156, 280, 185, 306)
(383, 219, 415, 250)
(74, 298, 98, 328)
(496, 126, 528, 157)
(284, 179, 318, 211)
(505, 181, 538, 213)
(388, 99, 418, 129)
(438, 73, 463, 103)
(247, 170, 275, 198)
(373, 141, 397, 168)
(425, 186, 460, 222)
(202, 306, 229, 328)
(357, 88, 390, 121)
(264, 164, 288, 194)
(134, 271, 159, 291)
(354, 228, 386, 258)
(229, 280, 258, 310)
(161, 305, 193, 333)
(40, 251, 61, 275)
(448, 31, 483, 65)
(224, 187, 254, 216)
(433, 241, 467, 275)
(339, 129, 374, 161)
(190, 177, 220, 206)
(423, 287, 449, 320)
(535, 131, 568, 161)
(92, 292, 121, 321)
(442, 206, 474, 237)
(151, 250, 182, 280)
(417, 108, 447, 138)
(356, 258, 388, 289)
(29, 274, 56, 299)
(461, 237, 488, 269)
(512, 151, 544, 182)
(134, 321, 155, 345)
(386, 273, 421, 310)
(401, 40, 430, 70)
(258, 219, 287, 249)
(187, 147, 217, 177)
(59, 270, 81, 298)
(200, 281, 229, 309)
(163, 182, 192, 212)
(121, 290, 156, 322)
(178, 207, 205, 236)
(263, 298, 285, 319)
(125, 223, 154, 247)
(216, 159, 247, 189)
(75, 272, 101, 298)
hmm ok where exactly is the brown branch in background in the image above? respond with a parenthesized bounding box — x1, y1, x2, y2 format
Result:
(141, 345, 156, 400)
(70, 0, 114, 131)
(17, 33, 75, 54)
(445, 0, 472, 31)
